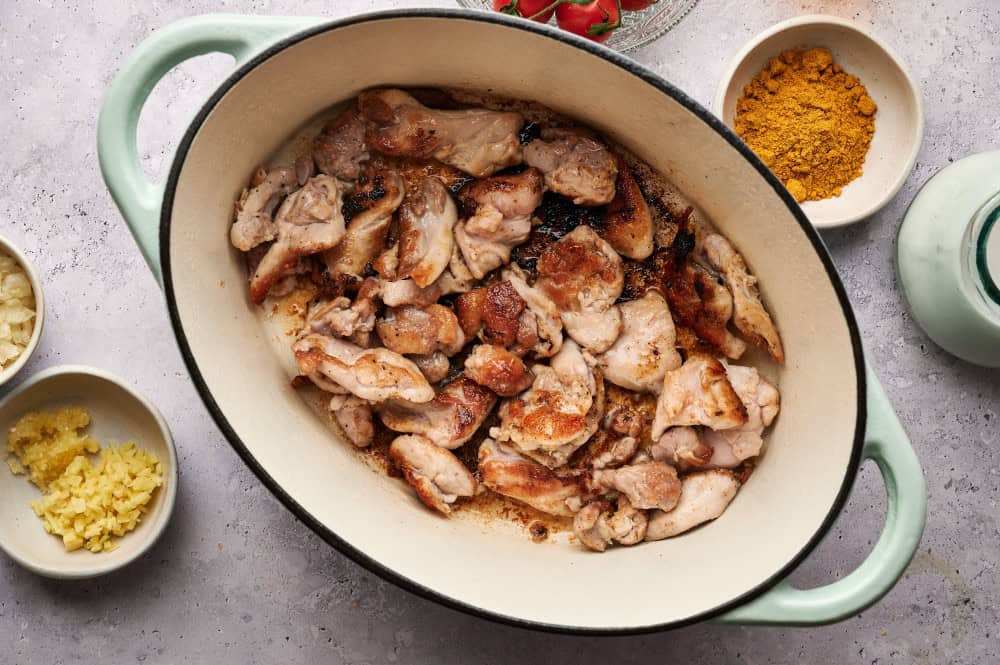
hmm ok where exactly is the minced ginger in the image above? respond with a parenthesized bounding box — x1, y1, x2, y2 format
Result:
(734, 47, 878, 202)
(6, 407, 163, 553)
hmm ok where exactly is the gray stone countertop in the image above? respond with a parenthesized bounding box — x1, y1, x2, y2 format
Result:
(1, 1, 997, 663)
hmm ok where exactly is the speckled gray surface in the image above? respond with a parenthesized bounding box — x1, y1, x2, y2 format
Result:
(1, 0, 997, 663)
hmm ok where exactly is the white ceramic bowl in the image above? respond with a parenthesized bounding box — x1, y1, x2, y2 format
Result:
(0, 366, 177, 579)
(0, 234, 44, 386)
(713, 15, 924, 229)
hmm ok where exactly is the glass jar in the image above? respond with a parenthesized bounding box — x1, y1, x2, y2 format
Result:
(897, 151, 1000, 367)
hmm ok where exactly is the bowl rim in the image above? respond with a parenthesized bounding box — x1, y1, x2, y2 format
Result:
(0, 233, 45, 386)
(0, 364, 178, 579)
(711, 13, 925, 229)
(156, 8, 867, 634)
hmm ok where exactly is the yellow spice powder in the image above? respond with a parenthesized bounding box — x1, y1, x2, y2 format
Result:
(6, 407, 163, 553)
(735, 47, 878, 202)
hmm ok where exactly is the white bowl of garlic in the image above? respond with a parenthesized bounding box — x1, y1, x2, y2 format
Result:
(0, 234, 44, 387)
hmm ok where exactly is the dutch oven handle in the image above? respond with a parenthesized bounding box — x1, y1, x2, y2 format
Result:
(97, 14, 315, 285)
(719, 367, 927, 625)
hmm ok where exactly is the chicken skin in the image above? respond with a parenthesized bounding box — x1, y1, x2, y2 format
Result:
(478, 438, 583, 517)
(651, 353, 747, 439)
(397, 176, 457, 288)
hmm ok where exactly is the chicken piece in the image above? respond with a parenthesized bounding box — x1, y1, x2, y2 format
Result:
(702, 364, 781, 463)
(293, 333, 433, 403)
(230, 166, 298, 251)
(396, 176, 457, 288)
(598, 292, 681, 393)
(376, 304, 466, 357)
(493, 339, 603, 468)
(455, 280, 524, 346)
(571, 429, 639, 470)
(359, 88, 523, 177)
(602, 384, 657, 441)
(323, 170, 405, 283)
(536, 225, 624, 353)
(249, 176, 347, 304)
(651, 353, 747, 439)
(602, 156, 654, 260)
(329, 394, 374, 448)
(312, 106, 369, 181)
(523, 128, 618, 206)
(478, 438, 582, 517)
(650, 427, 713, 469)
(376, 376, 496, 449)
(574, 498, 648, 552)
(703, 233, 785, 363)
(454, 168, 543, 278)
(503, 265, 565, 358)
(389, 434, 476, 515)
(592, 461, 681, 512)
(463, 344, 533, 396)
(645, 470, 740, 540)
(409, 352, 450, 383)
(308, 277, 381, 346)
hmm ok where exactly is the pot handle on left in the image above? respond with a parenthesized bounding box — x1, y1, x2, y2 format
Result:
(97, 14, 316, 285)
(718, 367, 927, 625)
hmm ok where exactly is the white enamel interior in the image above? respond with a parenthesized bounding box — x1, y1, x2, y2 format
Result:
(166, 16, 860, 630)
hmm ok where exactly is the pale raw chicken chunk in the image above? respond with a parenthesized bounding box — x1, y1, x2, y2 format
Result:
(598, 292, 681, 393)
(650, 426, 713, 469)
(389, 435, 477, 514)
(651, 353, 747, 439)
(454, 168, 543, 279)
(359, 88, 523, 177)
(293, 333, 433, 403)
(249, 175, 346, 304)
(702, 364, 781, 464)
(478, 438, 582, 517)
(396, 176, 457, 288)
(523, 128, 618, 206)
(645, 470, 740, 540)
(376, 376, 496, 449)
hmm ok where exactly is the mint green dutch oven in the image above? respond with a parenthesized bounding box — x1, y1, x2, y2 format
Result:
(96, 10, 926, 633)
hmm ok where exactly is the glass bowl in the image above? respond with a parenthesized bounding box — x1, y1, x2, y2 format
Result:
(454, 0, 699, 52)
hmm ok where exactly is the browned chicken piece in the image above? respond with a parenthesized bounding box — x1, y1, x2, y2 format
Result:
(592, 460, 681, 512)
(376, 304, 466, 357)
(702, 364, 780, 464)
(293, 333, 434, 403)
(249, 175, 346, 304)
(602, 384, 657, 441)
(329, 394, 374, 448)
(645, 470, 740, 540)
(230, 166, 298, 251)
(571, 429, 639, 470)
(454, 168, 544, 278)
(478, 438, 583, 517)
(456, 280, 523, 346)
(409, 351, 450, 383)
(574, 498, 648, 552)
(377, 155, 473, 198)
(602, 156, 654, 260)
(492, 339, 603, 468)
(650, 353, 747, 440)
(463, 344, 533, 396)
(598, 292, 682, 393)
(396, 176, 457, 288)
(523, 128, 618, 206)
(536, 225, 624, 353)
(703, 233, 785, 363)
(650, 426, 713, 470)
(308, 277, 381, 346)
(503, 266, 565, 358)
(359, 88, 524, 177)
(312, 106, 370, 181)
(377, 376, 496, 449)
(323, 170, 405, 283)
(389, 434, 477, 515)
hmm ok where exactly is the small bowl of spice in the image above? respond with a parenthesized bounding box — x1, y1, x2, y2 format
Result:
(0, 366, 177, 579)
(713, 15, 923, 228)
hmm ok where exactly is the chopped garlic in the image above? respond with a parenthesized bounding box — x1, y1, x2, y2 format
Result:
(0, 249, 36, 368)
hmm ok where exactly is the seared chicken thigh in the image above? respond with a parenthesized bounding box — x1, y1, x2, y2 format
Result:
(409, 351, 450, 383)
(312, 106, 370, 181)
(396, 177, 457, 288)
(377, 376, 496, 449)
(323, 170, 404, 283)
(523, 128, 618, 206)
(308, 277, 381, 346)
(249, 175, 347, 303)
(359, 88, 523, 177)
(478, 438, 583, 517)
(230, 166, 298, 251)
(376, 303, 466, 356)
(329, 394, 374, 448)
(502, 266, 565, 358)
(651, 353, 747, 439)
(650, 426, 714, 469)
(293, 333, 434, 403)
(454, 168, 544, 278)
(592, 461, 681, 512)
(389, 434, 477, 514)
(702, 364, 780, 463)
(598, 292, 682, 393)
(464, 344, 534, 396)
(574, 498, 648, 552)
(602, 156, 654, 260)
(645, 470, 740, 540)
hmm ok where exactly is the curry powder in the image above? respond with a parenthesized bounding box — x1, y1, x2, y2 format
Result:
(734, 48, 877, 202)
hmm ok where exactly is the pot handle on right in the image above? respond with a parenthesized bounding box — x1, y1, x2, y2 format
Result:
(718, 367, 926, 625)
